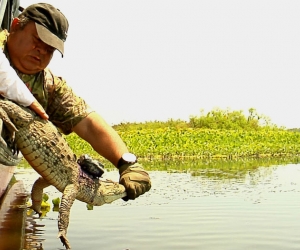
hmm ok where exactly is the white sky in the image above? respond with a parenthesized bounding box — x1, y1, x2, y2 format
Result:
(20, 0, 300, 128)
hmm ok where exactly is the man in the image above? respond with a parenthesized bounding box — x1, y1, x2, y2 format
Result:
(1, 3, 151, 200)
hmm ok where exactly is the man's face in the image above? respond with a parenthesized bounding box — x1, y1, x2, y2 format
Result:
(7, 19, 55, 74)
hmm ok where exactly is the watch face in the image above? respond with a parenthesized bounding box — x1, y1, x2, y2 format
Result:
(123, 153, 137, 163)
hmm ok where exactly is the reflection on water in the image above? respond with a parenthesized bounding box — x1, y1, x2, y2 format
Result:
(142, 156, 300, 175)
(23, 216, 45, 250)
(0, 179, 27, 250)
(5, 159, 300, 249)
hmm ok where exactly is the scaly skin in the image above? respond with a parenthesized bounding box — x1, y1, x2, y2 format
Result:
(0, 99, 126, 249)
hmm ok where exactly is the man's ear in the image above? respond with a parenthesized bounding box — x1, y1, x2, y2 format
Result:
(10, 18, 20, 31)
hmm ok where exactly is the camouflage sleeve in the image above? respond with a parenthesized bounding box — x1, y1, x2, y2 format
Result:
(46, 76, 94, 135)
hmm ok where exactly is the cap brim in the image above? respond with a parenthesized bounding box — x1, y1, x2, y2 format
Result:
(35, 23, 64, 57)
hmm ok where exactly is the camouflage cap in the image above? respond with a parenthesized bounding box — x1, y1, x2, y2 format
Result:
(22, 3, 68, 57)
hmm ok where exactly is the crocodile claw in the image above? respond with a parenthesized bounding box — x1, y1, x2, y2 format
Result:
(58, 231, 71, 249)
(28, 206, 42, 217)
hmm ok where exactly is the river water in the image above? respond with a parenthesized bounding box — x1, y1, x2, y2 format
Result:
(2, 162, 300, 250)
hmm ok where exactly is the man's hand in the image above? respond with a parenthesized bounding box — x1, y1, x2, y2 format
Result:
(119, 163, 151, 201)
(29, 100, 49, 120)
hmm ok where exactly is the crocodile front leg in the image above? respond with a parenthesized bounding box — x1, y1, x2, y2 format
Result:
(58, 183, 79, 249)
(31, 177, 50, 215)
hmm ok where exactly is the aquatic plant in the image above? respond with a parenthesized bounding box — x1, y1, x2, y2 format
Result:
(63, 127, 300, 166)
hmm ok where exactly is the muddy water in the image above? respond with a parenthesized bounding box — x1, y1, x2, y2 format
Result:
(2, 163, 300, 250)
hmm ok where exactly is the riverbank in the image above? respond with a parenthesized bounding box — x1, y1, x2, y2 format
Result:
(64, 127, 300, 164)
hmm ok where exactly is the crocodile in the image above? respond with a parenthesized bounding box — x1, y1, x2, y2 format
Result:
(0, 99, 127, 249)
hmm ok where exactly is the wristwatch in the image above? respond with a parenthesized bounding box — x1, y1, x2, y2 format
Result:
(117, 153, 137, 168)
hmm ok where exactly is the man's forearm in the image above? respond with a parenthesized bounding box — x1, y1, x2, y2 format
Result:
(72, 112, 129, 167)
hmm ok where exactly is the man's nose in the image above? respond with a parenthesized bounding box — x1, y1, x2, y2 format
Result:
(35, 41, 49, 54)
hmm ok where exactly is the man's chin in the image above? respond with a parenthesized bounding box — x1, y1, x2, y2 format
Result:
(18, 64, 42, 75)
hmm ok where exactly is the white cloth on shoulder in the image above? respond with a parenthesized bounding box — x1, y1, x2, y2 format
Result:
(0, 51, 34, 106)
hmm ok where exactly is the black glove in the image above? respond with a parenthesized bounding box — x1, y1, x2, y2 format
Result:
(119, 163, 151, 201)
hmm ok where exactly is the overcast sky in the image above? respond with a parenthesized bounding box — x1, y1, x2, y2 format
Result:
(19, 0, 300, 128)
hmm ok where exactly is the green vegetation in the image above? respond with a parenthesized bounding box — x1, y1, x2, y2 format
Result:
(115, 127, 300, 159)
(60, 108, 300, 169)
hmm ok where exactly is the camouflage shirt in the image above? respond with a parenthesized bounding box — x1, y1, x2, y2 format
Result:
(0, 30, 93, 134)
